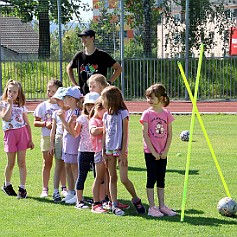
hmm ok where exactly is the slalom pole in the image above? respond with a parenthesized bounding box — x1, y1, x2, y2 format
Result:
(178, 63, 231, 203)
(179, 44, 204, 222)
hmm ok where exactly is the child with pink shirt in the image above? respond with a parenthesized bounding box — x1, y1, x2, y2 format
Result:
(140, 83, 177, 217)
(68, 92, 100, 209)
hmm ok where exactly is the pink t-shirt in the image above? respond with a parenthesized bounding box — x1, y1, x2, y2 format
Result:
(89, 117, 103, 153)
(76, 114, 94, 152)
(140, 108, 174, 154)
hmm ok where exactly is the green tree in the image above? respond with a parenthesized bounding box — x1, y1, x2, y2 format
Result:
(125, 0, 160, 58)
(161, 0, 235, 57)
(0, 0, 90, 59)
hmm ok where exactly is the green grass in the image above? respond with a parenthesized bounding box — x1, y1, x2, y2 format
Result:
(0, 114, 237, 237)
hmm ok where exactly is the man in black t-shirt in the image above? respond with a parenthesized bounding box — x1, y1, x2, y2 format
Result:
(67, 29, 122, 95)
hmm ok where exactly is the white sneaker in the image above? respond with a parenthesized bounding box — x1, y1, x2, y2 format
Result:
(65, 195, 77, 204)
(61, 190, 68, 197)
(62, 192, 75, 202)
(40, 190, 48, 198)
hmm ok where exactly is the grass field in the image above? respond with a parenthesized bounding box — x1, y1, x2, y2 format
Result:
(0, 114, 237, 237)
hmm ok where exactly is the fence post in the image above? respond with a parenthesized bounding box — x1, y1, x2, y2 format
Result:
(57, 0, 63, 82)
(120, 0, 125, 95)
(185, 0, 189, 100)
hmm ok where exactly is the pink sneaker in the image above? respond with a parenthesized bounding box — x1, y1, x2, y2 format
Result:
(159, 206, 177, 216)
(91, 204, 107, 214)
(148, 206, 164, 217)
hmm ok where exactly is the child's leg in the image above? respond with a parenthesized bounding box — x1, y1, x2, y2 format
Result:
(93, 162, 106, 203)
(71, 163, 78, 188)
(65, 163, 74, 191)
(42, 151, 53, 190)
(157, 187, 165, 208)
(4, 152, 16, 184)
(107, 157, 118, 203)
(118, 163, 138, 199)
(17, 150, 27, 187)
(60, 163, 67, 190)
(54, 159, 64, 190)
(147, 188, 155, 207)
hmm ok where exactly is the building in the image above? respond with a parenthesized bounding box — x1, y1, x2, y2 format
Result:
(157, 1, 237, 58)
(0, 16, 39, 60)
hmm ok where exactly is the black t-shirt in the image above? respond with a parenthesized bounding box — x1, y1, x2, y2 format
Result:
(69, 48, 116, 94)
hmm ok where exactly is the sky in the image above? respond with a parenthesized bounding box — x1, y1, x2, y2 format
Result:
(80, 0, 93, 22)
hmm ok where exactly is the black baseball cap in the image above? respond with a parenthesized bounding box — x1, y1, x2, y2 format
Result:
(78, 29, 96, 37)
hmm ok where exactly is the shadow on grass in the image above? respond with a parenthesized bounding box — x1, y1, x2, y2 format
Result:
(127, 167, 199, 175)
(123, 204, 237, 226)
(167, 169, 199, 175)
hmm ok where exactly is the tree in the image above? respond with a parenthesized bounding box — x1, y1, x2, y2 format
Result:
(125, 0, 161, 58)
(0, 0, 90, 59)
(161, 0, 236, 57)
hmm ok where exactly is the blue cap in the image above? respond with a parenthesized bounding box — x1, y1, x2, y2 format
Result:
(52, 87, 67, 100)
(63, 86, 82, 99)
(83, 92, 100, 105)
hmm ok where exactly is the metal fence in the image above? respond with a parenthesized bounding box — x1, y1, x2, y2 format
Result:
(1, 56, 237, 101)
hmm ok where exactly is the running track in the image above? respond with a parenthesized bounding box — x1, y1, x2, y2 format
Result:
(26, 100, 237, 114)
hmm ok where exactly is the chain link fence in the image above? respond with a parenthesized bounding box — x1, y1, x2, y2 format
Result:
(1, 0, 237, 100)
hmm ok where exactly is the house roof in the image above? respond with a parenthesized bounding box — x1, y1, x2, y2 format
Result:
(0, 16, 39, 54)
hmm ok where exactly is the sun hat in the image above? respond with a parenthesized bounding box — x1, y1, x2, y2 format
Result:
(52, 87, 67, 100)
(83, 92, 100, 105)
(63, 86, 82, 99)
(78, 29, 96, 38)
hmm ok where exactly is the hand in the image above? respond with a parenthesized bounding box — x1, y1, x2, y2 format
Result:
(7, 96, 13, 105)
(160, 151, 168, 159)
(45, 121, 52, 129)
(28, 141, 34, 150)
(118, 153, 128, 167)
(57, 109, 65, 118)
(152, 152, 161, 160)
(48, 146, 54, 155)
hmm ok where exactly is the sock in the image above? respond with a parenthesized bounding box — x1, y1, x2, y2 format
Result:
(112, 202, 118, 209)
(19, 184, 25, 189)
(132, 197, 140, 204)
(5, 181, 11, 187)
(54, 189, 59, 194)
(61, 186, 67, 191)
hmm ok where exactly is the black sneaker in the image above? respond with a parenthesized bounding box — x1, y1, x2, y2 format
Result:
(53, 191, 61, 202)
(17, 187, 27, 199)
(132, 198, 146, 214)
(1, 184, 17, 196)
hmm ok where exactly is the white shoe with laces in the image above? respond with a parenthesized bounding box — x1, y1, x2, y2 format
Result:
(62, 192, 75, 202)
(65, 195, 77, 204)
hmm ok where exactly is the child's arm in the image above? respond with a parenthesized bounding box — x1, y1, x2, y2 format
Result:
(141, 122, 161, 160)
(34, 116, 52, 129)
(90, 126, 103, 136)
(1, 100, 13, 122)
(23, 112, 34, 150)
(49, 118, 56, 155)
(102, 123, 108, 161)
(160, 123, 172, 159)
(118, 117, 129, 166)
(68, 115, 81, 137)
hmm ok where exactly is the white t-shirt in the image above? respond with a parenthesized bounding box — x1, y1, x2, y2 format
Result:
(1, 101, 28, 131)
(33, 101, 60, 136)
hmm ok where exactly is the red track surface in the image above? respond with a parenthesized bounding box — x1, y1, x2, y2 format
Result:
(26, 100, 237, 114)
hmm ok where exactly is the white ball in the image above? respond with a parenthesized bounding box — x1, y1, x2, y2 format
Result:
(217, 197, 237, 217)
(180, 130, 189, 142)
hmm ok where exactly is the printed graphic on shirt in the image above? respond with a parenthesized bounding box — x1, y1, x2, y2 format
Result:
(80, 63, 98, 82)
(107, 116, 117, 136)
(149, 117, 167, 138)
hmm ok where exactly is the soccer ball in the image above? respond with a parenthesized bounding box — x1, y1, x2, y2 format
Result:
(180, 130, 189, 142)
(217, 197, 237, 217)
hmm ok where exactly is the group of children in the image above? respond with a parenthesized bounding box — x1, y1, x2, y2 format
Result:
(0, 75, 177, 217)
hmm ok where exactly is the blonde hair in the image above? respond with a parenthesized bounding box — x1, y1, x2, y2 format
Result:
(2, 79, 26, 107)
(88, 74, 110, 89)
(145, 83, 170, 107)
